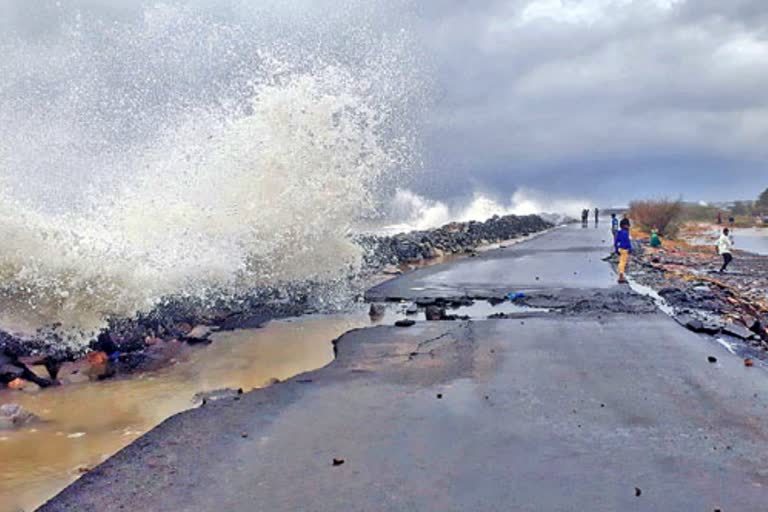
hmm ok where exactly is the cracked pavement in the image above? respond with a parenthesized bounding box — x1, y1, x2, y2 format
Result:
(40, 225, 768, 512)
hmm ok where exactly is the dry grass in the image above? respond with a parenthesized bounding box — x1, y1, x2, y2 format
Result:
(629, 199, 683, 238)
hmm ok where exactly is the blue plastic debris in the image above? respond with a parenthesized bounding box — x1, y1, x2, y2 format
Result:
(507, 292, 526, 301)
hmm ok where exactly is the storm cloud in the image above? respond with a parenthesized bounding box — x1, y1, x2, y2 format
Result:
(1, 0, 767, 207)
(413, 0, 768, 204)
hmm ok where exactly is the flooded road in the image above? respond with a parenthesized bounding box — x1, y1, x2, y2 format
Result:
(0, 310, 394, 512)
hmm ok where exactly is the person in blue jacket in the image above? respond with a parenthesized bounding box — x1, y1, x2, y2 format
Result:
(614, 218, 632, 284)
(610, 213, 619, 240)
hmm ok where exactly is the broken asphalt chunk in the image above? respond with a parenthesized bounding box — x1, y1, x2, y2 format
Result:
(722, 324, 755, 341)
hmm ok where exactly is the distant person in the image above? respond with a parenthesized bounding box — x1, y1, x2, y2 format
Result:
(594, 207, 599, 226)
(728, 215, 735, 226)
(717, 228, 734, 273)
(581, 209, 589, 228)
(610, 213, 619, 240)
(615, 218, 632, 284)
(717, 211, 723, 225)
(650, 227, 662, 248)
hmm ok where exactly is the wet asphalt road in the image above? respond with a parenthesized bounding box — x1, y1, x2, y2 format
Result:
(39, 225, 768, 512)
(367, 224, 617, 301)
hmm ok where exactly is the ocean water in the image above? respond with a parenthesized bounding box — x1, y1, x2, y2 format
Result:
(0, 1, 425, 349)
(691, 226, 768, 256)
(732, 228, 768, 256)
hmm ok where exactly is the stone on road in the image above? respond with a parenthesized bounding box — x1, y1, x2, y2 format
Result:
(39, 226, 768, 512)
(40, 317, 768, 512)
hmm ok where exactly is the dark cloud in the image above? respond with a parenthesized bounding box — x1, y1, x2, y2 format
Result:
(1, 0, 766, 206)
(413, 0, 768, 203)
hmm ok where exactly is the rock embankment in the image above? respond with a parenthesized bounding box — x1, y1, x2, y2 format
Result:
(0, 214, 554, 389)
(360, 214, 553, 268)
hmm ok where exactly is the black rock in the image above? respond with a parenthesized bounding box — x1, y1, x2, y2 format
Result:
(425, 305, 445, 321)
(0, 362, 24, 384)
(395, 319, 416, 328)
(685, 319, 705, 332)
(369, 304, 386, 318)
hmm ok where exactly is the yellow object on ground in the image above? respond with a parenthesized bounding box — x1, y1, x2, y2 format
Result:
(618, 248, 630, 274)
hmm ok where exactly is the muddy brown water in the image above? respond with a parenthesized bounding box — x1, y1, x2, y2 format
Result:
(0, 238, 538, 512)
(0, 308, 404, 512)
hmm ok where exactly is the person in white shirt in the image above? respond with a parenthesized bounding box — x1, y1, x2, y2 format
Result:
(717, 228, 734, 273)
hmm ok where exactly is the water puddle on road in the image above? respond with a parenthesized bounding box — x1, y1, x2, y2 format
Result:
(451, 300, 549, 317)
(0, 308, 400, 512)
(626, 279, 675, 316)
(0, 298, 540, 511)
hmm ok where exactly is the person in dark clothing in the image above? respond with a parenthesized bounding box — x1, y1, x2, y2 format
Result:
(614, 218, 632, 284)
(594, 207, 599, 226)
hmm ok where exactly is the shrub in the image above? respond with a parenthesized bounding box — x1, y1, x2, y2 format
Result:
(757, 187, 768, 212)
(628, 199, 683, 238)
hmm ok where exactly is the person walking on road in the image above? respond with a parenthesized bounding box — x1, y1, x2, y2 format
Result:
(615, 218, 632, 284)
(594, 207, 600, 226)
(717, 228, 734, 273)
(610, 213, 619, 240)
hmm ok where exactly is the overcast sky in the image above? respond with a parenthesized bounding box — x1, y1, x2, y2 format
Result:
(2, 0, 767, 207)
(411, 0, 768, 204)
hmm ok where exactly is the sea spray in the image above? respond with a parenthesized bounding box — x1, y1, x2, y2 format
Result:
(0, 1, 424, 349)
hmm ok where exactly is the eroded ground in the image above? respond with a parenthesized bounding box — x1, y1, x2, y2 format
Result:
(39, 225, 768, 512)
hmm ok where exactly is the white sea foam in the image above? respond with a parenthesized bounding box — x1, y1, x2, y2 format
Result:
(0, 2, 423, 347)
(382, 187, 591, 233)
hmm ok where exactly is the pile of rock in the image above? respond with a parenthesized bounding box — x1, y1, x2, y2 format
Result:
(360, 214, 553, 268)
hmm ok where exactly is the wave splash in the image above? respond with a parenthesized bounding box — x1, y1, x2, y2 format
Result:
(0, 2, 422, 347)
(383, 188, 592, 233)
